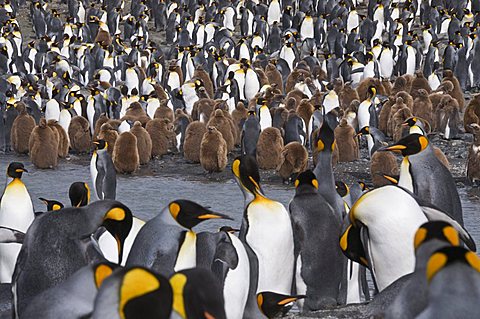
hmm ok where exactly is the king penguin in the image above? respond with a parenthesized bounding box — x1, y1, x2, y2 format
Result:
(91, 266, 172, 319)
(231, 155, 294, 318)
(90, 140, 117, 200)
(257, 291, 306, 319)
(289, 170, 344, 311)
(0, 162, 34, 283)
(13, 200, 133, 317)
(379, 133, 464, 225)
(126, 200, 231, 276)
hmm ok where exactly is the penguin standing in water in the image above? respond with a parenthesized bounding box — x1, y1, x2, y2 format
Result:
(126, 199, 231, 276)
(13, 200, 133, 317)
(232, 155, 294, 318)
(0, 162, 34, 283)
(289, 170, 344, 311)
(91, 266, 172, 319)
(379, 134, 464, 225)
(90, 140, 116, 200)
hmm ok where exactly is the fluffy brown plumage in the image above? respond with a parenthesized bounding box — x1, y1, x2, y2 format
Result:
(121, 102, 150, 126)
(47, 120, 69, 158)
(370, 151, 399, 187)
(112, 131, 139, 174)
(183, 121, 207, 163)
(277, 142, 308, 182)
(207, 109, 235, 152)
(130, 121, 152, 165)
(199, 126, 228, 172)
(443, 70, 465, 111)
(146, 118, 176, 157)
(97, 123, 118, 156)
(153, 101, 174, 122)
(11, 103, 35, 154)
(93, 113, 109, 140)
(193, 65, 214, 98)
(410, 71, 432, 99)
(334, 119, 359, 162)
(257, 127, 284, 169)
(412, 89, 434, 127)
(393, 107, 413, 142)
(467, 124, 480, 184)
(68, 116, 92, 153)
(29, 118, 58, 169)
(192, 98, 215, 122)
(464, 95, 480, 133)
(265, 63, 284, 93)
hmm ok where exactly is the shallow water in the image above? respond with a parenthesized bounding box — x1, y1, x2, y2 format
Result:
(0, 154, 479, 246)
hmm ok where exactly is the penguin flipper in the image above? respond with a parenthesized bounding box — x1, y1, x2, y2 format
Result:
(360, 226, 379, 293)
(95, 164, 106, 201)
(420, 205, 476, 252)
(0, 226, 24, 244)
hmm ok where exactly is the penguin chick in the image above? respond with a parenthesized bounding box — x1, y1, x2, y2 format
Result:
(153, 101, 174, 122)
(410, 71, 432, 100)
(257, 127, 284, 169)
(11, 103, 35, 154)
(391, 76, 408, 96)
(192, 98, 214, 123)
(464, 95, 480, 134)
(285, 96, 298, 111)
(68, 116, 92, 153)
(207, 109, 235, 152)
(436, 95, 460, 139)
(29, 118, 58, 169)
(467, 123, 480, 185)
(232, 101, 248, 134)
(296, 99, 314, 135)
(193, 65, 214, 98)
(277, 142, 308, 183)
(412, 89, 434, 128)
(339, 83, 360, 110)
(97, 123, 118, 156)
(93, 113, 109, 140)
(393, 107, 414, 142)
(378, 97, 394, 134)
(371, 149, 399, 187)
(47, 120, 69, 158)
(145, 118, 176, 157)
(183, 121, 207, 163)
(200, 126, 228, 172)
(130, 121, 152, 165)
(112, 132, 139, 174)
(266, 63, 284, 93)
(121, 102, 150, 126)
(396, 91, 414, 110)
(442, 70, 465, 111)
(387, 97, 407, 137)
(334, 118, 359, 162)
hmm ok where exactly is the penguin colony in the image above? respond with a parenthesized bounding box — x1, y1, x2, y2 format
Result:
(0, 0, 479, 318)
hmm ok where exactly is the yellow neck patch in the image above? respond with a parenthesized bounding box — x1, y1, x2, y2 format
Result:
(169, 203, 181, 220)
(312, 179, 319, 189)
(94, 264, 113, 288)
(120, 268, 160, 319)
(232, 159, 240, 178)
(414, 228, 427, 250)
(419, 136, 429, 151)
(170, 273, 187, 319)
(105, 207, 125, 221)
(466, 252, 480, 273)
(443, 226, 460, 246)
(52, 204, 62, 211)
(426, 252, 447, 282)
(84, 183, 91, 204)
(340, 225, 352, 251)
(317, 139, 325, 152)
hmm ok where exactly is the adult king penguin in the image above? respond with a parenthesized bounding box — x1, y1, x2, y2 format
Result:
(232, 155, 294, 318)
(0, 162, 34, 283)
(379, 133, 464, 225)
(90, 140, 117, 200)
(126, 200, 231, 276)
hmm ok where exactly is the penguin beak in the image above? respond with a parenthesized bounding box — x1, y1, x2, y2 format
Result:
(15, 168, 27, 173)
(197, 211, 232, 221)
(277, 296, 306, 305)
(378, 144, 407, 153)
(381, 174, 399, 185)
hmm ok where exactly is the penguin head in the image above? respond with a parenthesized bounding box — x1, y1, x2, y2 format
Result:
(118, 267, 172, 318)
(7, 162, 27, 179)
(356, 126, 370, 137)
(294, 170, 318, 190)
(379, 133, 429, 156)
(426, 246, 480, 282)
(69, 182, 91, 207)
(232, 155, 264, 196)
(403, 117, 418, 127)
(414, 221, 460, 251)
(367, 85, 376, 99)
(335, 181, 349, 198)
(257, 292, 306, 318)
(102, 203, 133, 265)
(39, 198, 64, 211)
(168, 199, 231, 230)
(315, 122, 336, 153)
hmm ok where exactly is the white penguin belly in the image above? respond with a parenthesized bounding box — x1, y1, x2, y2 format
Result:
(346, 260, 361, 304)
(223, 233, 250, 319)
(295, 255, 307, 310)
(259, 108, 272, 131)
(98, 217, 145, 266)
(174, 231, 197, 272)
(246, 199, 294, 294)
(90, 153, 100, 200)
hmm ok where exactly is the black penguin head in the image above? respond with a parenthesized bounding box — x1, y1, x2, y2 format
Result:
(231, 155, 264, 196)
(93, 139, 108, 151)
(426, 246, 480, 282)
(168, 200, 231, 230)
(257, 292, 306, 318)
(379, 133, 429, 156)
(315, 122, 336, 153)
(102, 203, 133, 265)
(367, 85, 377, 98)
(335, 181, 349, 197)
(356, 126, 370, 137)
(6, 162, 27, 179)
(414, 221, 460, 251)
(403, 117, 418, 127)
(339, 223, 369, 267)
(69, 182, 90, 207)
(294, 170, 318, 190)
(118, 267, 173, 318)
(39, 198, 64, 211)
